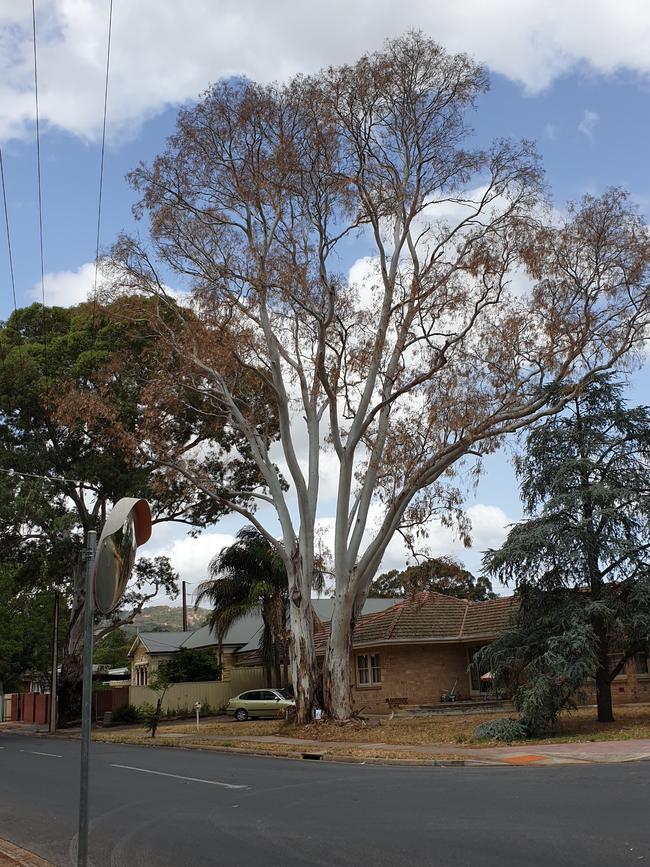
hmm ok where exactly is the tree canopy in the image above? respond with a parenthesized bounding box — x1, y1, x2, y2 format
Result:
(478, 376, 650, 731)
(156, 648, 223, 684)
(369, 557, 495, 600)
(93, 627, 132, 669)
(0, 564, 66, 693)
(0, 300, 269, 720)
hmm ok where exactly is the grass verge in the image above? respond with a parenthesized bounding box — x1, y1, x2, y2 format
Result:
(92, 703, 650, 751)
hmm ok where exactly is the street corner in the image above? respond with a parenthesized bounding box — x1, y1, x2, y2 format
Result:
(0, 839, 52, 867)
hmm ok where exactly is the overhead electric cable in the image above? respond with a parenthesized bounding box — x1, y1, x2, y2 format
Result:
(0, 466, 87, 487)
(31, 0, 47, 356)
(0, 147, 18, 316)
(92, 0, 114, 329)
(0, 145, 27, 372)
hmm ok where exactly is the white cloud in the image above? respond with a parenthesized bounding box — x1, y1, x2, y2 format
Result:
(348, 256, 381, 310)
(577, 109, 600, 142)
(26, 260, 189, 309)
(2, 1, 650, 141)
(314, 502, 512, 580)
(27, 261, 96, 307)
(141, 530, 235, 602)
(544, 122, 558, 141)
(377, 503, 512, 574)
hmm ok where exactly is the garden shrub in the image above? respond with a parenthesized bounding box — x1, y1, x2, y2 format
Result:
(110, 704, 141, 724)
(473, 717, 528, 743)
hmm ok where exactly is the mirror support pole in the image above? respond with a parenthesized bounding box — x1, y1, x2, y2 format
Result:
(77, 530, 97, 867)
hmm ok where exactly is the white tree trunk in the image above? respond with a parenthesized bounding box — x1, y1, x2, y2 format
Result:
(322, 591, 355, 720)
(287, 562, 317, 724)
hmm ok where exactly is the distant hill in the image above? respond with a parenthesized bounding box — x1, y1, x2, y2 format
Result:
(121, 605, 211, 635)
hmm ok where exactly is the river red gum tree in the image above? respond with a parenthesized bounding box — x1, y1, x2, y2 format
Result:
(111, 33, 650, 722)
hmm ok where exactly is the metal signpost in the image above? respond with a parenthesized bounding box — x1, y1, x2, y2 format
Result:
(77, 498, 151, 867)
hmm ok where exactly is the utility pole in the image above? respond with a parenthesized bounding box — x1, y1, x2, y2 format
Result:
(48, 590, 60, 733)
(77, 530, 97, 867)
(182, 581, 188, 632)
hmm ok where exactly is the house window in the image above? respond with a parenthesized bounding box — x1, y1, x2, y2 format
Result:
(357, 653, 381, 686)
(135, 664, 148, 686)
(634, 652, 649, 675)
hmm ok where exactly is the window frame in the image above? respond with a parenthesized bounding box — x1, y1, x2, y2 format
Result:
(356, 652, 382, 687)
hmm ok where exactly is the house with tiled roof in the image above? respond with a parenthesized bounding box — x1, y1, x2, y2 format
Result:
(129, 590, 650, 713)
(128, 598, 400, 687)
(314, 591, 518, 713)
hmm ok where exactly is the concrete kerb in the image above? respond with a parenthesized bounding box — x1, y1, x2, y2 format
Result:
(0, 838, 52, 867)
(4, 725, 650, 768)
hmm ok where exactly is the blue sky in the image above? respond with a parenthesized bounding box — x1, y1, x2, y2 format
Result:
(1, 1, 649, 597)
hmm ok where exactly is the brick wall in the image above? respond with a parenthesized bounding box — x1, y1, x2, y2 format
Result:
(578, 660, 650, 706)
(350, 644, 471, 714)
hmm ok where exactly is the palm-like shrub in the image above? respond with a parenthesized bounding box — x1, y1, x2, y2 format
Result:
(196, 527, 289, 687)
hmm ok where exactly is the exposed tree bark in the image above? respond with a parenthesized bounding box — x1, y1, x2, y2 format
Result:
(57, 558, 86, 726)
(577, 398, 616, 724)
(273, 643, 282, 689)
(596, 632, 615, 723)
(282, 641, 289, 689)
(287, 560, 317, 723)
(322, 592, 355, 720)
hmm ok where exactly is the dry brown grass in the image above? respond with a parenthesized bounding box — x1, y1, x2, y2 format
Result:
(94, 703, 650, 750)
(522, 702, 650, 745)
(284, 704, 650, 746)
(282, 712, 505, 745)
(161, 719, 284, 738)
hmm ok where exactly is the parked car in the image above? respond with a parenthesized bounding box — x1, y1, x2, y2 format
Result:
(226, 688, 295, 721)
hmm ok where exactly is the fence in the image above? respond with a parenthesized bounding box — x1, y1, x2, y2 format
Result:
(93, 686, 130, 721)
(5, 692, 51, 724)
(129, 669, 268, 714)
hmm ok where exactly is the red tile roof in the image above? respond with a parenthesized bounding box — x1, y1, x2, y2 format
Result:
(314, 591, 516, 650)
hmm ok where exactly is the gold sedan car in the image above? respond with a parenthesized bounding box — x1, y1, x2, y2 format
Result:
(226, 688, 295, 721)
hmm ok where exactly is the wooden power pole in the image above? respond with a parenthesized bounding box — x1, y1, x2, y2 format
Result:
(48, 590, 60, 733)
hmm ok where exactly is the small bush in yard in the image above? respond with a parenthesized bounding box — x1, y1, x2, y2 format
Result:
(110, 704, 140, 725)
(474, 718, 528, 743)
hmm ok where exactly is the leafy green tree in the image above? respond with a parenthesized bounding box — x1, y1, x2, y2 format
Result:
(369, 557, 496, 601)
(93, 628, 132, 669)
(144, 668, 173, 738)
(0, 301, 268, 722)
(196, 527, 289, 687)
(156, 648, 222, 683)
(0, 564, 68, 693)
(478, 376, 650, 729)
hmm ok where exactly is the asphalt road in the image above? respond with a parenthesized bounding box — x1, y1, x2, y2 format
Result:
(1, 733, 649, 866)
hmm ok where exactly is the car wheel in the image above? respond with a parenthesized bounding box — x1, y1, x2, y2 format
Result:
(235, 708, 249, 722)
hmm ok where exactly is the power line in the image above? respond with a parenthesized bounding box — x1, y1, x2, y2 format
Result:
(31, 0, 47, 357)
(0, 466, 87, 488)
(0, 145, 27, 372)
(0, 147, 18, 315)
(92, 0, 114, 325)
